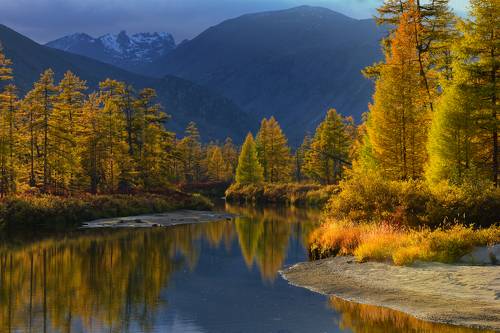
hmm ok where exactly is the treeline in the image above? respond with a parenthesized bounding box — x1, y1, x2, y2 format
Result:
(308, 0, 499, 265)
(0, 55, 240, 195)
(358, 0, 498, 187)
(235, 111, 354, 186)
(234, 0, 498, 190)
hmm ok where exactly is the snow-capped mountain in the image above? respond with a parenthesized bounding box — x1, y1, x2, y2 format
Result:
(46, 31, 176, 73)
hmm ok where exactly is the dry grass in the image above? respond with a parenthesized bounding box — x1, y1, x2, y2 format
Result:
(309, 219, 500, 265)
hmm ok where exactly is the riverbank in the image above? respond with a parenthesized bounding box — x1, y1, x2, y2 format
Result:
(225, 183, 338, 207)
(82, 210, 234, 228)
(281, 255, 500, 331)
(0, 191, 213, 230)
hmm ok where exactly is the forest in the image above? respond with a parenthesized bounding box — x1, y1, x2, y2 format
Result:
(0, 0, 498, 241)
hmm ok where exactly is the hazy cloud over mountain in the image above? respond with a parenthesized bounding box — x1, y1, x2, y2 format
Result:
(0, 0, 468, 43)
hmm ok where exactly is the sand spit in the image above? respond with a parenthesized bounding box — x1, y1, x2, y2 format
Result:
(81, 210, 234, 228)
(281, 256, 500, 331)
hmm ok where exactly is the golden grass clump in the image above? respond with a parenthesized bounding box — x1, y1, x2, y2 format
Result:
(309, 220, 500, 265)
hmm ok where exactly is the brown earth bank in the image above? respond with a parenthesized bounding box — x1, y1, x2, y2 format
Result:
(281, 256, 500, 331)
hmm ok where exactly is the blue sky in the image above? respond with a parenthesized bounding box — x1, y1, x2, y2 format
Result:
(0, 0, 469, 43)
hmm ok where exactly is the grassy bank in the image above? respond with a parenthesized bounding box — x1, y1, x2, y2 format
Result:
(0, 191, 212, 230)
(225, 183, 338, 207)
(309, 220, 499, 265)
(308, 174, 500, 265)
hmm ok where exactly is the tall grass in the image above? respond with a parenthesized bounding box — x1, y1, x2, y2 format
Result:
(309, 219, 500, 265)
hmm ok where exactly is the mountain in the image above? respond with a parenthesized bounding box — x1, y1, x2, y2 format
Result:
(151, 6, 386, 144)
(46, 31, 176, 74)
(0, 24, 255, 142)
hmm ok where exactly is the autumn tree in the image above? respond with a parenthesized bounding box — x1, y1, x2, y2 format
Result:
(179, 122, 202, 183)
(426, 0, 499, 185)
(236, 133, 264, 184)
(133, 88, 169, 189)
(294, 134, 311, 183)
(375, 0, 456, 108)
(98, 80, 129, 192)
(0, 48, 17, 195)
(0, 45, 12, 83)
(80, 93, 102, 193)
(29, 70, 59, 192)
(0, 84, 19, 195)
(206, 145, 226, 181)
(304, 109, 353, 184)
(51, 71, 88, 192)
(222, 137, 239, 180)
(365, 8, 431, 180)
(255, 117, 291, 183)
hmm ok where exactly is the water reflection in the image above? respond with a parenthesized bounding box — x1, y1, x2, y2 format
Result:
(0, 204, 320, 332)
(0, 205, 492, 333)
(329, 297, 494, 333)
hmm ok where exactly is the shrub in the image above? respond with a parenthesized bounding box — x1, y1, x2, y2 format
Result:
(325, 173, 500, 227)
(0, 192, 213, 230)
(225, 183, 338, 207)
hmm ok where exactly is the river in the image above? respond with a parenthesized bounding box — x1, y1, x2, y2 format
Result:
(0, 204, 492, 332)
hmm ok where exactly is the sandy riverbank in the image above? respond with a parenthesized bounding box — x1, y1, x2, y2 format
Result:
(81, 210, 234, 228)
(281, 256, 500, 331)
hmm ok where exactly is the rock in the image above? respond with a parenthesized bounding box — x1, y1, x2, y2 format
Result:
(459, 245, 499, 265)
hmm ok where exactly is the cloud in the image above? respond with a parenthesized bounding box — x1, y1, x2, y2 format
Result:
(0, 0, 467, 43)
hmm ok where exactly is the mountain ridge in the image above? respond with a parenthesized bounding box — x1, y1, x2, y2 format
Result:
(46, 30, 176, 74)
(0, 24, 255, 142)
(153, 6, 385, 144)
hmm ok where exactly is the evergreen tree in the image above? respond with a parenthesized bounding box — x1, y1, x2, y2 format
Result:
(304, 109, 353, 184)
(236, 133, 264, 184)
(255, 117, 291, 183)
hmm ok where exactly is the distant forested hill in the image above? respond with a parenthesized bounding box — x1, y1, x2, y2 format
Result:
(0, 24, 256, 142)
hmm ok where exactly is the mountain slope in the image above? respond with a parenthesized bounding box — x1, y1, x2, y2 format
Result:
(0, 24, 255, 142)
(151, 6, 385, 144)
(46, 31, 176, 74)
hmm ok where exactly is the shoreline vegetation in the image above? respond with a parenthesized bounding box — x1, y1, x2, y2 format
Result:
(0, 192, 212, 230)
(225, 183, 338, 207)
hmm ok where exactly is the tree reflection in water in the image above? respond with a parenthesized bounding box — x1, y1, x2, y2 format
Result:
(0, 204, 320, 332)
(329, 296, 495, 333)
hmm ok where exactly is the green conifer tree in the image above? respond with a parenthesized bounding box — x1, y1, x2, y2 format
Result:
(236, 133, 264, 184)
(255, 117, 291, 183)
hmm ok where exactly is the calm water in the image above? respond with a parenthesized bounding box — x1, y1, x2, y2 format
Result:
(0, 204, 493, 333)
